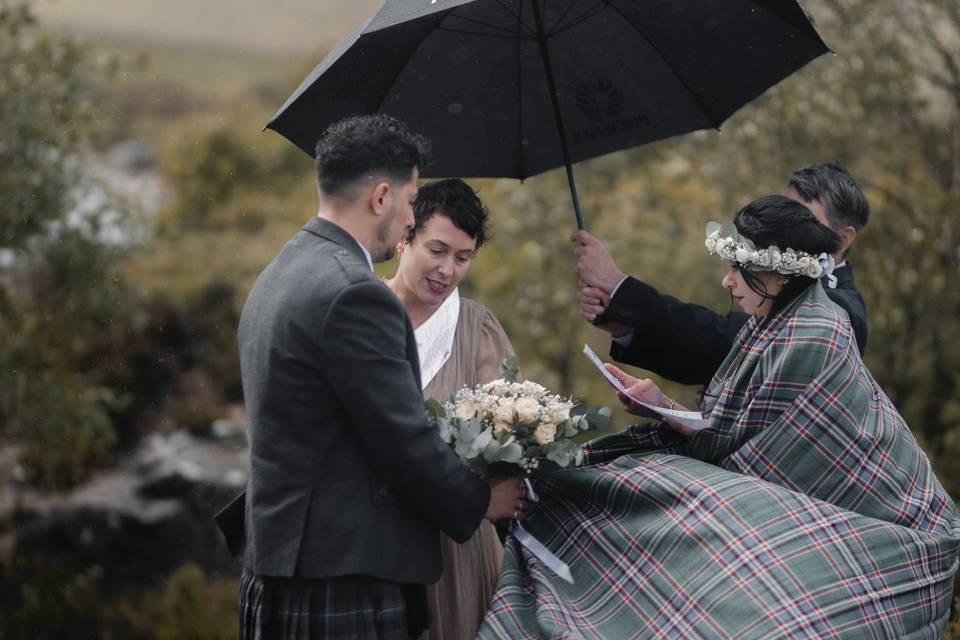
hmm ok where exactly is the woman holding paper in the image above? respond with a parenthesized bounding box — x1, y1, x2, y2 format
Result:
(478, 195, 960, 639)
(384, 178, 519, 640)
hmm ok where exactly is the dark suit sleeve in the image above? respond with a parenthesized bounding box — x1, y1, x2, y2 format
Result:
(319, 280, 489, 543)
(606, 276, 747, 386)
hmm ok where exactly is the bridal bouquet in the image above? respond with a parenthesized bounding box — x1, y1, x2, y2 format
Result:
(426, 359, 611, 476)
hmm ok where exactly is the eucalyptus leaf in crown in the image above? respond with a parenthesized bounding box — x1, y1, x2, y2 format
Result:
(425, 358, 611, 476)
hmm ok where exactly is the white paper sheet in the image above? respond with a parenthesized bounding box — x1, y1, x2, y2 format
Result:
(582, 344, 712, 432)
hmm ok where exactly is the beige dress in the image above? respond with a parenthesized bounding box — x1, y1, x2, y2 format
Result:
(421, 297, 516, 640)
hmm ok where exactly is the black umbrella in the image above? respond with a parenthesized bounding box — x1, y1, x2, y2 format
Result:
(267, 0, 828, 230)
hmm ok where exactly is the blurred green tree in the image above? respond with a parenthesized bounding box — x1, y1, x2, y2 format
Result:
(0, 0, 135, 487)
(0, 1, 113, 246)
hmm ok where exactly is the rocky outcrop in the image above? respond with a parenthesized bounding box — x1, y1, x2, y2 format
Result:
(1, 421, 248, 586)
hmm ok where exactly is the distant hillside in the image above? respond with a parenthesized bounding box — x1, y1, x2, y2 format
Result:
(34, 0, 382, 56)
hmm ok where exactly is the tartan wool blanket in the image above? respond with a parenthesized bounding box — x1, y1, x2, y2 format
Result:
(478, 285, 960, 639)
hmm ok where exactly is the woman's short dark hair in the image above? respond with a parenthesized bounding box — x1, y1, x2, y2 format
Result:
(314, 114, 430, 198)
(732, 195, 842, 314)
(406, 178, 489, 248)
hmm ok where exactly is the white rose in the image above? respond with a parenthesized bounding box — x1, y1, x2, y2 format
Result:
(546, 402, 572, 425)
(780, 251, 798, 270)
(454, 401, 478, 421)
(755, 250, 771, 267)
(533, 423, 557, 445)
(718, 240, 736, 261)
(515, 397, 540, 423)
(735, 246, 753, 264)
(805, 261, 821, 278)
(494, 399, 516, 423)
(482, 380, 504, 394)
(481, 396, 501, 416)
(521, 381, 548, 398)
(705, 234, 717, 252)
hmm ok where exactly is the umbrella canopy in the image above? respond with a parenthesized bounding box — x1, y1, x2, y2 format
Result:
(267, 0, 828, 228)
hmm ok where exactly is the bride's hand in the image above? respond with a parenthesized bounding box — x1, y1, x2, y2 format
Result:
(604, 363, 636, 387)
(604, 364, 668, 419)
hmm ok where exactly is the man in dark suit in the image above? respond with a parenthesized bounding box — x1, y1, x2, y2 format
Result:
(233, 115, 527, 639)
(573, 163, 870, 385)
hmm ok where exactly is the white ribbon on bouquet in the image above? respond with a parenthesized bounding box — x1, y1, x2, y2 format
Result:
(514, 478, 574, 584)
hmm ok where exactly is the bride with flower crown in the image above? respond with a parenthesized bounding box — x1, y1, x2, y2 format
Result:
(478, 195, 960, 639)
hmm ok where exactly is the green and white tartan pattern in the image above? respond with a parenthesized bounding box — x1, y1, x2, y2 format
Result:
(479, 284, 960, 639)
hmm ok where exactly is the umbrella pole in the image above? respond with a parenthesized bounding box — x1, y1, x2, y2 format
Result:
(531, 0, 586, 231)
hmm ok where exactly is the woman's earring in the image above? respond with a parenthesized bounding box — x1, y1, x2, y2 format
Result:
(396, 243, 404, 257)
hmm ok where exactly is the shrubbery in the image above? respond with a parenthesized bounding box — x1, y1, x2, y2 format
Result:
(0, 559, 238, 640)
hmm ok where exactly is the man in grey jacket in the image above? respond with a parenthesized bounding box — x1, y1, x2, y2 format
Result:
(232, 115, 526, 639)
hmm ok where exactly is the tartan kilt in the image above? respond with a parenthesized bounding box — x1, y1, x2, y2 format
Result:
(239, 570, 409, 640)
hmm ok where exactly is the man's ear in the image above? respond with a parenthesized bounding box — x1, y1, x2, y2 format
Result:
(838, 225, 857, 255)
(369, 181, 392, 216)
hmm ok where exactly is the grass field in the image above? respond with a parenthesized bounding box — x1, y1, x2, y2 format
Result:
(35, 0, 384, 136)
(32, 0, 391, 145)
(34, 0, 382, 56)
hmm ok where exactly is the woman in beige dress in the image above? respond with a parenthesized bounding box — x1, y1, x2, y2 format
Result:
(384, 178, 516, 640)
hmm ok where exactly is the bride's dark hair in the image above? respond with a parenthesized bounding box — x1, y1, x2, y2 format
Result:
(732, 195, 842, 316)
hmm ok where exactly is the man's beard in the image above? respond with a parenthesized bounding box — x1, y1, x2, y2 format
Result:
(371, 207, 398, 263)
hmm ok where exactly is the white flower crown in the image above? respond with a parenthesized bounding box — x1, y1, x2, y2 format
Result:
(704, 221, 836, 283)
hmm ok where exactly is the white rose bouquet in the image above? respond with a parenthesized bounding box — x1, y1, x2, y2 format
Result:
(426, 358, 611, 476)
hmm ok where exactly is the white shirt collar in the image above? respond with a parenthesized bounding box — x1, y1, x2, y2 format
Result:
(355, 241, 374, 271)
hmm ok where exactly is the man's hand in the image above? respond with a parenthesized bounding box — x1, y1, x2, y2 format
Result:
(485, 476, 531, 521)
(578, 286, 630, 337)
(570, 230, 626, 293)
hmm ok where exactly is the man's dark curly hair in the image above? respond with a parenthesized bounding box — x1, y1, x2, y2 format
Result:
(405, 178, 489, 247)
(314, 114, 430, 198)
